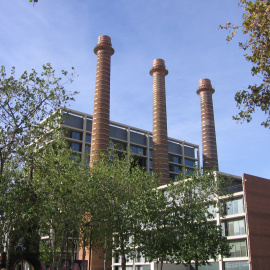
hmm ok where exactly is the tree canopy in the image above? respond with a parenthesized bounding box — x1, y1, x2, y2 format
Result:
(0, 63, 78, 269)
(88, 154, 231, 270)
(87, 152, 159, 270)
(140, 170, 231, 270)
(220, 0, 270, 128)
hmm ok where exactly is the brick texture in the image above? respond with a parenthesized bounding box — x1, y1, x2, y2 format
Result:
(197, 79, 219, 171)
(150, 59, 169, 185)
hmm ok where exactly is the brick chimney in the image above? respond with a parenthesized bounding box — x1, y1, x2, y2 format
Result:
(197, 78, 219, 171)
(150, 59, 170, 185)
(90, 35, 114, 167)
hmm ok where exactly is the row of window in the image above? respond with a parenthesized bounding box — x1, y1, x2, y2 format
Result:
(65, 131, 196, 166)
(115, 261, 249, 270)
(190, 260, 249, 270)
(67, 142, 195, 173)
(114, 267, 150, 270)
(222, 219, 246, 237)
(115, 245, 248, 270)
(66, 130, 91, 143)
(208, 198, 244, 219)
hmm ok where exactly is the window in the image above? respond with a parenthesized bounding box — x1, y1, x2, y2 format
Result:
(228, 240, 247, 257)
(67, 130, 82, 140)
(134, 157, 147, 168)
(110, 140, 127, 151)
(169, 164, 180, 173)
(68, 142, 82, 152)
(225, 198, 244, 215)
(223, 261, 249, 270)
(185, 159, 195, 167)
(130, 145, 146, 155)
(169, 154, 181, 164)
(149, 150, 153, 158)
(222, 219, 246, 236)
(149, 160, 153, 168)
(86, 134, 91, 143)
(71, 154, 81, 162)
(170, 174, 179, 181)
(190, 262, 219, 270)
(186, 168, 194, 175)
(85, 145, 90, 154)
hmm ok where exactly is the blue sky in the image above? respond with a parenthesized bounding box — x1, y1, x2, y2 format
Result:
(1, 0, 269, 179)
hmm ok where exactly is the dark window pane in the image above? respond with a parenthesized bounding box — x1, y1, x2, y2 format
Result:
(86, 134, 91, 143)
(67, 130, 82, 140)
(185, 159, 195, 167)
(130, 145, 146, 155)
(68, 141, 82, 152)
(226, 198, 244, 215)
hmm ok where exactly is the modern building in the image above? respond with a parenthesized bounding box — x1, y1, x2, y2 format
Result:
(110, 172, 270, 270)
(65, 35, 270, 270)
(61, 34, 270, 270)
(61, 107, 200, 180)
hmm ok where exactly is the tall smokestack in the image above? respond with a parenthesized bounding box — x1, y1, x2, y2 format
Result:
(150, 59, 169, 185)
(90, 35, 114, 166)
(197, 78, 219, 171)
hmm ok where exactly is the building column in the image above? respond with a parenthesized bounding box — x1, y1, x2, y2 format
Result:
(196, 79, 219, 171)
(150, 59, 169, 185)
(90, 35, 114, 167)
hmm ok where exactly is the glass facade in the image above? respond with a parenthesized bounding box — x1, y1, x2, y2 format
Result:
(67, 130, 82, 140)
(68, 141, 82, 152)
(130, 145, 146, 155)
(169, 154, 181, 164)
(110, 140, 127, 151)
(190, 262, 219, 270)
(169, 164, 180, 173)
(114, 267, 150, 270)
(185, 159, 195, 167)
(226, 198, 244, 215)
(86, 134, 91, 143)
(85, 145, 90, 154)
(186, 168, 194, 175)
(223, 261, 249, 270)
(222, 219, 246, 236)
(228, 240, 247, 257)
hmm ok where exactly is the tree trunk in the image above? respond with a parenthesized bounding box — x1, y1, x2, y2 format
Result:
(52, 228, 57, 270)
(58, 228, 67, 270)
(160, 259, 163, 270)
(121, 253, 126, 270)
(82, 234, 86, 270)
(71, 235, 75, 270)
(65, 234, 68, 270)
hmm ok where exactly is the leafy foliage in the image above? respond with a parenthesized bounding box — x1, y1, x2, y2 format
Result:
(166, 171, 231, 270)
(33, 139, 90, 269)
(140, 170, 231, 270)
(0, 64, 77, 269)
(88, 152, 159, 270)
(0, 63, 77, 180)
(220, 0, 270, 127)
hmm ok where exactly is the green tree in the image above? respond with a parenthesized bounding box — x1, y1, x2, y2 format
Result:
(166, 171, 231, 270)
(220, 0, 270, 128)
(139, 170, 231, 270)
(0, 63, 76, 181)
(0, 63, 77, 269)
(138, 188, 176, 270)
(88, 152, 159, 270)
(33, 138, 90, 270)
